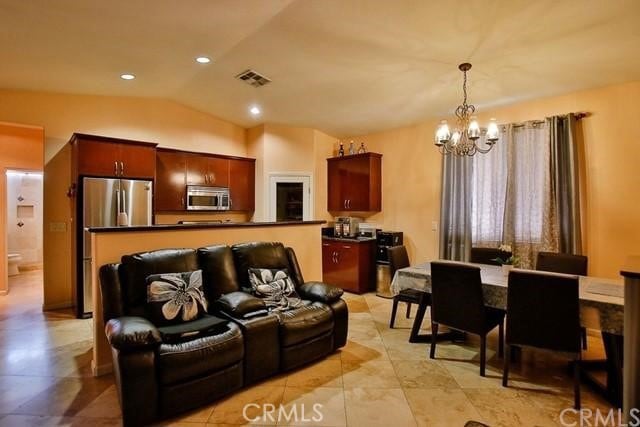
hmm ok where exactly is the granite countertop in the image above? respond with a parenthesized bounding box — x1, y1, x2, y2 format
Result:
(322, 236, 377, 243)
(87, 220, 326, 233)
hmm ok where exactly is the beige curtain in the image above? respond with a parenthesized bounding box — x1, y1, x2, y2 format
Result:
(502, 122, 558, 268)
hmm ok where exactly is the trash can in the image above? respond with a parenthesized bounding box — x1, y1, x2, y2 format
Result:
(376, 263, 393, 299)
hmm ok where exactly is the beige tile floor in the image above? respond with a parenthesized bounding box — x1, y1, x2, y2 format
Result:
(0, 271, 616, 426)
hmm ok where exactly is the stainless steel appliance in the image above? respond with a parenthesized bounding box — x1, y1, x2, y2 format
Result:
(186, 185, 230, 211)
(335, 216, 362, 237)
(81, 177, 153, 316)
(358, 223, 378, 239)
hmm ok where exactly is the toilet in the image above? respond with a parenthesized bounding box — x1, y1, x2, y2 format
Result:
(8, 253, 22, 276)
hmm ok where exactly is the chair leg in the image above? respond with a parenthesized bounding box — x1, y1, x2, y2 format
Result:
(502, 344, 510, 387)
(409, 298, 429, 343)
(581, 328, 588, 350)
(429, 323, 439, 359)
(480, 335, 487, 377)
(498, 320, 505, 358)
(390, 297, 399, 328)
(405, 302, 412, 318)
(574, 357, 581, 409)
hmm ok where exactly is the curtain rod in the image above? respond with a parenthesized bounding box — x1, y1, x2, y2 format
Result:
(508, 112, 589, 128)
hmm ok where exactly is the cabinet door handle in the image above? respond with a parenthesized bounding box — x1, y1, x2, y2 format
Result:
(347, 199, 351, 209)
(210, 173, 215, 183)
(323, 243, 330, 247)
(343, 245, 351, 249)
(181, 196, 185, 208)
(114, 161, 118, 176)
(343, 200, 347, 209)
(120, 162, 125, 176)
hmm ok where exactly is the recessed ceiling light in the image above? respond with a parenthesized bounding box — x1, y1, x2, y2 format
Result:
(195, 56, 211, 64)
(249, 106, 261, 116)
(120, 73, 135, 80)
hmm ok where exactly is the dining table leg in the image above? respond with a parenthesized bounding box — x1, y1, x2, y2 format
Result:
(408, 294, 463, 343)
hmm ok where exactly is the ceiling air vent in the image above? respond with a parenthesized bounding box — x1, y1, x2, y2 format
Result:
(235, 69, 271, 87)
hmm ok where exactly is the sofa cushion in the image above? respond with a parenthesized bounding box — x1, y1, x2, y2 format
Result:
(197, 245, 241, 300)
(119, 248, 199, 316)
(157, 322, 243, 385)
(248, 268, 303, 312)
(146, 270, 208, 326)
(273, 302, 334, 347)
(231, 242, 291, 289)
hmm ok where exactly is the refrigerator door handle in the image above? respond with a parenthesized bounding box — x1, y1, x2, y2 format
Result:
(121, 189, 126, 212)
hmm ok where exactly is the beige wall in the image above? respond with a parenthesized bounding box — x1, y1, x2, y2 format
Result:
(0, 89, 247, 163)
(0, 122, 44, 294)
(248, 124, 337, 221)
(90, 223, 324, 375)
(349, 81, 640, 279)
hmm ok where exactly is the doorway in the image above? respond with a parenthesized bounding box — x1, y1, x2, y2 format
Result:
(268, 174, 313, 222)
(5, 170, 44, 297)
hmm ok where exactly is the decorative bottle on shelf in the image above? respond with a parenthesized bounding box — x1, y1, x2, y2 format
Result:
(357, 142, 366, 154)
(348, 140, 355, 155)
(338, 141, 345, 157)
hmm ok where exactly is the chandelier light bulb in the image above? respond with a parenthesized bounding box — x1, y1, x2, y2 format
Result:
(486, 118, 500, 143)
(468, 116, 480, 140)
(451, 130, 461, 146)
(435, 120, 451, 146)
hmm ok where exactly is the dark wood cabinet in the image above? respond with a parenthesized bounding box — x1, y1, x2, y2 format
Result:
(73, 134, 156, 179)
(327, 152, 382, 212)
(155, 148, 255, 212)
(186, 154, 229, 187)
(322, 238, 376, 294)
(156, 149, 187, 211)
(229, 158, 255, 211)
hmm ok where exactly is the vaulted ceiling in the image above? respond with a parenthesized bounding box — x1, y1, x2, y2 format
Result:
(1, 0, 640, 136)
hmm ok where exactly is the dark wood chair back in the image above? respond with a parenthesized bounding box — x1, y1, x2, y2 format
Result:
(536, 252, 588, 276)
(470, 247, 512, 266)
(506, 269, 581, 353)
(388, 246, 410, 278)
(430, 262, 487, 335)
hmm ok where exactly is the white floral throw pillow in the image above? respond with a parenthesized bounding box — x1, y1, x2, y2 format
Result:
(146, 270, 208, 325)
(248, 268, 303, 312)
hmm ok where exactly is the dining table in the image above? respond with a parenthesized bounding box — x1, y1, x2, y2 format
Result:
(391, 260, 625, 404)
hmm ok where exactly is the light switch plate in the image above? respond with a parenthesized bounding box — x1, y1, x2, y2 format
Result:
(431, 221, 438, 231)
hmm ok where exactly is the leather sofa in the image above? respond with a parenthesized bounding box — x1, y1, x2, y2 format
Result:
(99, 242, 348, 426)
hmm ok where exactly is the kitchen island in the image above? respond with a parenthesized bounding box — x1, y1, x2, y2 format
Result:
(88, 220, 325, 376)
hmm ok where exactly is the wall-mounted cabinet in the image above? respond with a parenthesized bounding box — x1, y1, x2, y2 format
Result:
(327, 152, 382, 212)
(155, 148, 255, 212)
(72, 134, 156, 179)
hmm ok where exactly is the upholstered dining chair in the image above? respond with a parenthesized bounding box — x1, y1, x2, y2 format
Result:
(389, 246, 428, 328)
(429, 262, 505, 376)
(470, 247, 512, 266)
(536, 251, 589, 349)
(503, 269, 582, 409)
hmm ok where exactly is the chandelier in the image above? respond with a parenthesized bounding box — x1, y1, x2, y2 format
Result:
(434, 63, 500, 156)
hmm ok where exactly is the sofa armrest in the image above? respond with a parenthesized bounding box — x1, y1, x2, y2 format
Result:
(298, 281, 344, 303)
(105, 316, 162, 351)
(216, 291, 267, 318)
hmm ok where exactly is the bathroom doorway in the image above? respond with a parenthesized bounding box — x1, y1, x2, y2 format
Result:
(268, 174, 313, 222)
(5, 170, 44, 297)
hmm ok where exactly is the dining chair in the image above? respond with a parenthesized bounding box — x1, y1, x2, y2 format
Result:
(429, 261, 505, 376)
(470, 247, 512, 266)
(536, 251, 589, 349)
(502, 269, 582, 409)
(389, 246, 429, 328)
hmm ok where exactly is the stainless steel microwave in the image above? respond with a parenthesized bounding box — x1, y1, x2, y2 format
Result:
(186, 186, 230, 211)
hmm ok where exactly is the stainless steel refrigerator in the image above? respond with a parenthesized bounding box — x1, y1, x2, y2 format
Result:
(81, 177, 153, 316)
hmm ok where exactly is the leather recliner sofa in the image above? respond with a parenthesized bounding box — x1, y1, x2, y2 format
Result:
(99, 242, 348, 426)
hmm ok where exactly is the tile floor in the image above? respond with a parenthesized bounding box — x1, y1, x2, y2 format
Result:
(0, 271, 616, 426)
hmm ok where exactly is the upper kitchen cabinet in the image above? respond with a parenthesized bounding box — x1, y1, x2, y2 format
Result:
(72, 133, 157, 179)
(327, 152, 382, 212)
(228, 158, 255, 211)
(186, 154, 229, 187)
(156, 149, 187, 211)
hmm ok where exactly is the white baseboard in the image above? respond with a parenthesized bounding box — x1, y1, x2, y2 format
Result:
(42, 301, 73, 311)
(91, 359, 113, 377)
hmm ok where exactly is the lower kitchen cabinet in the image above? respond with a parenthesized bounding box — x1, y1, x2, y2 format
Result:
(322, 238, 376, 294)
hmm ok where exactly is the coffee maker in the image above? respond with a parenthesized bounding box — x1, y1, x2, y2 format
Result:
(334, 216, 362, 237)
